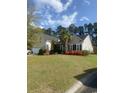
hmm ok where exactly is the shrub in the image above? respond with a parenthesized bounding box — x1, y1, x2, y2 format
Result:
(93, 46, 97, 54)
(38, 49, 44, 55)
(50, 50, 59, 54)
(82, 50, 90, 56)
(54, 44, 62, 54)
(43, 49, 49, 55)
(50, 50, 54, 54)
(65, 50, 82, 55)
(65, 50, 90, 56)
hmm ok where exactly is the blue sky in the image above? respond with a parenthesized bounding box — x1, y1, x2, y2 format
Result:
(28, 0, 97, 30)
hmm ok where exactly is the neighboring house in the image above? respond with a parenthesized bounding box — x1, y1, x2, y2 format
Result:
(32, 33, 58, 54)
(60, 34, 94, 53)
(32, 33, 94, 54)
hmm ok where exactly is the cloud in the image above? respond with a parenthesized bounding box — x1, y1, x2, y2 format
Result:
(83, 0, 90, 5)
(73, 6, 76, 10)
(30, 22, 44, 29)
(36, 0, 73, 13)
(64, 0, 73, 11)
(80, 16, 90, 21)
(42, 12, 78, 28)
(39, 25, 44, 29)
(59, 12, 78, 27)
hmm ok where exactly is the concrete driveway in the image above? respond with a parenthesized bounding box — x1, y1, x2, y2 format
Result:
(75, 72, 97, 93)
(65, 68, 97, 93)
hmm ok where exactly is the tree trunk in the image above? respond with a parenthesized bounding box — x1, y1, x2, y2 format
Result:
(65, 40, 68, 52)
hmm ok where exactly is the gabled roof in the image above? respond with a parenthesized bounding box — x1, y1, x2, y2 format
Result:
(40, 33, 58, 42)
(33, 32, 92, 48)
(33, 33, 58, 48)
(69, 34, 88, 44)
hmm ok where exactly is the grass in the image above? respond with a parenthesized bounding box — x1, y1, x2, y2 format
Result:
(27, 55, 97, 93)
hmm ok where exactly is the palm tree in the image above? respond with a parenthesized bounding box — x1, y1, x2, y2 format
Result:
(59, 28, 72, 52)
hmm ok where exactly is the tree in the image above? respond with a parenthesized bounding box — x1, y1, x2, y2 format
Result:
(84, 23, 88, 35)
(27, 0, 41, 49)
(27, 27, 44, 49)
(56, 25, 64, 35)
(87, 23, 93, 35)
(93, 22, 97, 34)
(78, 26, 84, 36)
(59, 29, 72, 51)
(92, 22, 97, 46)
(45, 28, 52, 35)
(68, 24, 77, 34)
(27, 0, 42, 26)
(51, 30, 57, 36)
(27, 25, 36, 48)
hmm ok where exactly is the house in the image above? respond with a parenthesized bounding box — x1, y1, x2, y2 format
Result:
(32, 33, 94, 54)
(60, 34, 94, 53)
(32, 33, 58, 54)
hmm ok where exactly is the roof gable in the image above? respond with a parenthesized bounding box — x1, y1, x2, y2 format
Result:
(33, 33, 58, 48)
(69, 34, 88, 44)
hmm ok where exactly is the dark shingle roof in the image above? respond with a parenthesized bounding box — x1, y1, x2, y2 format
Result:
(33, 32, 90, 48)
(69, 34, 88, 44)
(33, 33, 58, 48)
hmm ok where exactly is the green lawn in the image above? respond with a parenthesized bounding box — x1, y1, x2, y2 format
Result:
(27, 55, 97, 93)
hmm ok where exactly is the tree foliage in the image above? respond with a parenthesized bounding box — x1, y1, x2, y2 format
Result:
(27, 0, 43, 49)
(59, 28, 72, 51)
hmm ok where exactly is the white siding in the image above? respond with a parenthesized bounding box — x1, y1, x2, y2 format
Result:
(82, 35, 93, 53)
(32, 48, 41, 54)
(32, 40, 52, 55)
(45, 40, 51, 51)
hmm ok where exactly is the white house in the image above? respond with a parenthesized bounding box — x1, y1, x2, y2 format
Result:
(32, 33, 58, 54)
(60, 34, 93, 53)
(82, 35, 93, 52)
(32, 33, 94, 54)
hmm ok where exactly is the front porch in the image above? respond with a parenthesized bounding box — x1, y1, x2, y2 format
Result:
(60, 44, 82, 51)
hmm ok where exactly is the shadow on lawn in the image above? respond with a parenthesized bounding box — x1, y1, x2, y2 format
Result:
(74, 68, 97, 88)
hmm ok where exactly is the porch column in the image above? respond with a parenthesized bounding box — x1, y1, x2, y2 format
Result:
(70, 45, 71, 50)
(61, 45, 63, 51)
(77, 44, 79, 50)
(60, 45, 62, 50)
(68, 45, 70, 51)
(72, 44, 73, 50)
(71, 44, 73, 50)
(80, 44, 82, 50)
(76, 44, 77, 50)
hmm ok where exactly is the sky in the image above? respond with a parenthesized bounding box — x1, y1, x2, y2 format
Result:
(28, 0, 97, 30)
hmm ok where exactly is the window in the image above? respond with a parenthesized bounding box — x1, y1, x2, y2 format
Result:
(71, 45, 73, 50)
(80, 44, 82, 50)
(73, 45, 75, 50)
(77, 45, 79, 50)
(73, 44, 76, 50)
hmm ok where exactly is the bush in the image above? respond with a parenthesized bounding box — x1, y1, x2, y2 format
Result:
(43, 49, 49, 55)
(93, 46, 97, 54)
(65, 50, 82, 55)
(52, 50, 61, 54)
(50, 50, 54, 54)
(53, 44, 62, 54)
(38, 49, 44, 55)
(64, 50, 90, 56)
(82, 50, 90, 56)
